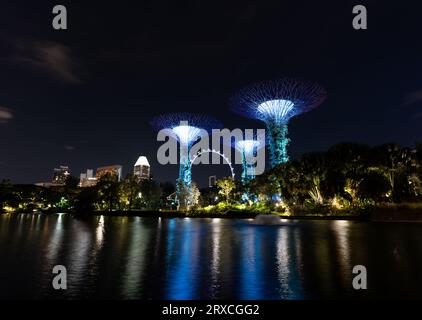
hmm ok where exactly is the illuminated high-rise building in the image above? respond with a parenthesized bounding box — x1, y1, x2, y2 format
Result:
(133, 156, 150, 180)
(52, 165, 70, 185)
(79, 169, 98, 187)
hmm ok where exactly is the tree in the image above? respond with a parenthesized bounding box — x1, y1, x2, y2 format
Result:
(357, 170, 390, 202)
(159, 181, 175, 207)
(175, 181, 200, 210)
(216, 178, 236, 203)
(176, 180, 190, 210)
(309, 176, 324, 204)
(199, 186, 219, 207)
(0, 179, 13, 212)
(119, 174, 141, 210)
(139, 179, 162, 210)
(190, 182, 201, 208)
(272, 161, 306, 204)
(370, 144, 412, 202)
(65, 175, 79, 190)
(96, 173, 119, 211)
(74, 187, 97, 213)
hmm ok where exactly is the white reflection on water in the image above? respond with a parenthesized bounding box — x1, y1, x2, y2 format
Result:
(67, 220, 92, 293)
(45, 213, 65, 263)
(96, 215, 105, 248)
(276, 228, 290, 296)
(121, 218, 150, 298)
(332, 220, 352, 289)
(38, 214, 66, 293)
(276, 227, 304, 299)
(210, 218, 221, 298)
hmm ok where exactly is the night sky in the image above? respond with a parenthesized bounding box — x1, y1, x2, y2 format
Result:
(1, 0, 422, 187)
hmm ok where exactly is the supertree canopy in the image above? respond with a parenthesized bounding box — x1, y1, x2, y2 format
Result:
(150, 112, 222, 203)
(231, 78, 326, 168)
(234, 139, 265, 184)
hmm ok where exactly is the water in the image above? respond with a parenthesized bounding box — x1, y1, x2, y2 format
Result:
(0, 213, 421, 299)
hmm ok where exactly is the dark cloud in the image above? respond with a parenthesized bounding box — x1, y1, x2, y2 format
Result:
(7, 39, 82, 84)
(0, 107, 13, 123)
(401, 88, 422, 119)
(64, 145, 75, 151)
(402, 88, 422, 106)
(412, 111, 422, 119)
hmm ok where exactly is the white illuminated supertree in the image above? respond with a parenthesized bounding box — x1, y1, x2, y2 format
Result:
(151, 112, 222, 202)
(231, 78, 326, 168)
(234, 139, 265, 184)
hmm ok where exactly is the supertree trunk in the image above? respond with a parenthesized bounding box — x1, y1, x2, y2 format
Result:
(241, 151, 248, 184)
(241, 152, 256, 184)
(177, 144, 192, 202)
(267, 122, 290, 168)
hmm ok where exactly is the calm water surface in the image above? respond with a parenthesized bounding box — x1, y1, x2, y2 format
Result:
(0, 213, 421, 299)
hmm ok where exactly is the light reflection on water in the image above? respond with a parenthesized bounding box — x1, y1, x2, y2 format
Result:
(332, 220, 352, 291)
(0, 214, 421, 299)
(210, 218, 221, 299)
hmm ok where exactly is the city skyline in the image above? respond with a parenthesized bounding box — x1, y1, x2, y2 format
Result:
(39, 154, 152, 187)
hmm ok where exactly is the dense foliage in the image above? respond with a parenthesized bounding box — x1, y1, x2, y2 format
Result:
(200, 142, 422, 216)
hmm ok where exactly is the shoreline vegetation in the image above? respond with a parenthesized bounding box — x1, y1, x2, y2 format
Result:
(1, 142, 422, 222)
(1, 203, 422, 222)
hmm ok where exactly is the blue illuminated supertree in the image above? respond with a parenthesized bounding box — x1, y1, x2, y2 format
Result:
(234, 139, 265, 184)
(150, 112, 222, 202)
(231, 79, 326, 168)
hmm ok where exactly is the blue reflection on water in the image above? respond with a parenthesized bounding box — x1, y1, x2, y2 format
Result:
(239, 226, 262, 299)
(165, 218, 199, 299)
(276, 227, 304, 299)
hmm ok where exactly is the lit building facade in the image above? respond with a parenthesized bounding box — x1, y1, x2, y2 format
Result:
(134, 156, 150, 180)
(96, 165, 122, 181)
(79, 169, 98, 187)
(52, 165, 70, 185)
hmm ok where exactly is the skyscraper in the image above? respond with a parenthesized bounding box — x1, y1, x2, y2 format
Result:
(79, 169, 97, 187)
(134, 156, 150, 180)
(52, 165, 70, 185)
